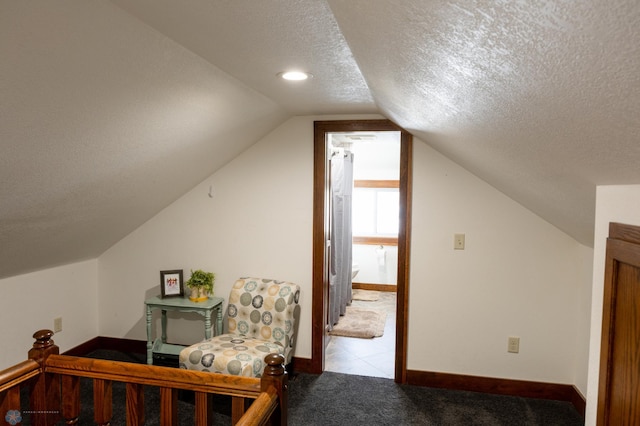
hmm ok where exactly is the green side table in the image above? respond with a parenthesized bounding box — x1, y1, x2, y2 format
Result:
(144, 295, 224, 365)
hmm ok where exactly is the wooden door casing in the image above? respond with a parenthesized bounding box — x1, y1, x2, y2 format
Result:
(311, 119, 412, 382)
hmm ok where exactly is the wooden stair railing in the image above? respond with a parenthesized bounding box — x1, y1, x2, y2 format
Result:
(0, 330, 287, 426)
(0, 359, 42, 424)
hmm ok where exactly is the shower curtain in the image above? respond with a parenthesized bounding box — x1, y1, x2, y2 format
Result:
(329, 151, 353, 328)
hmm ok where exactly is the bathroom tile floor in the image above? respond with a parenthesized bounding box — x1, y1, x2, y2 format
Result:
(325, 290, 397, 379)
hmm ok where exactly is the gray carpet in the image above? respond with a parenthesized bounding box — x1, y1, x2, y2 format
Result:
(288, 371, 583, 425)
(20, 350, 583, 425)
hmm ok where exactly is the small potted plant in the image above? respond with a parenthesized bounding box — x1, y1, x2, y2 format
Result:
(185, 269, 215, 302)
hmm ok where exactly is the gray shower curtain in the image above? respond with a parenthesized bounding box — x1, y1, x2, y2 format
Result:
(329, 151, 353, 328)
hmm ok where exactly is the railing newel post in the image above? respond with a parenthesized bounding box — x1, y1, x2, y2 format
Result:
(261, 354, 288, 426)
(27, 329, 61, 425)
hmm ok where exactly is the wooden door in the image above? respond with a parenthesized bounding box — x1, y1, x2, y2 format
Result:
(597, 222, 640, 424)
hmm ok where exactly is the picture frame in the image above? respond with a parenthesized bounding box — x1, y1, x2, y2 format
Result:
(160, 270, 184, 298)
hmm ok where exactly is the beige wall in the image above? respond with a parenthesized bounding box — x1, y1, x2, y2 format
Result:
(0, 259, 99, 368)
(410, 138, 592, 388)
(98, 115, 592, 392)
(97, 114, 348, 355)
(0, 115, 593, 397)
(585, 184, 640, 425)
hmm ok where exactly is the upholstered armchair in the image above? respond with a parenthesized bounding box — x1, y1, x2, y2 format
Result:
(179, 277, 300, 377)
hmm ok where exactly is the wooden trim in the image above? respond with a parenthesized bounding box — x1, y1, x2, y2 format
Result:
(352, 236, 398, 246)
(311, 121, 330, 375)
(354, 180, 399, 188)
(406, 369, 585, 418)
(394, 130, 412, 383)
(597, 237, 618, 423)
(571, 387, 586, 419)
(62, 336, 102, 356)
(57, 335, 585, 417)
(98, 336, 147, 354)
(291, 357, 313, 374)
(315, 119, 403, 133)
(608, 221, 640, 244)
(312, 119, 412, 384)
(62, 336, 147, 357)
(352, 282, 397, 292)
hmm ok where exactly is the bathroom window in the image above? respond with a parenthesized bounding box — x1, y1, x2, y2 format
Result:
(352, 181, 399, 237)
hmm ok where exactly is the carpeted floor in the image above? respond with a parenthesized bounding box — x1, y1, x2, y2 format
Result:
(20, 349, 584, 425)
(288, 371, 584, 426)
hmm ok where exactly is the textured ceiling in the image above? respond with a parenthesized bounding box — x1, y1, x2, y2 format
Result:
(327, 0, 640, 246)
(2, 0, 640, 278)
(109, 0, 375, 115)
(0, 1, 287, 278)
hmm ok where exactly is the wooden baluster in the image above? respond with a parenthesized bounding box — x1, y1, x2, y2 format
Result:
(261, 354, 288, 426)
(160, 387, 178, 425)
(61, 375, 80, 424)
(93, 378, 113, 426)
(231, 396, 246, 424)
(126, 383, 145, 426)
(0, 387, 21, 424)
(28, 329, 61, 426)
(194, 391, 213, 426)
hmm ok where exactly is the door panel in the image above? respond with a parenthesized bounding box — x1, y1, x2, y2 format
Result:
(597, 223, 640, 425)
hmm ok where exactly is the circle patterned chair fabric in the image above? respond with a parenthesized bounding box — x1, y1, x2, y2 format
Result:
(179, 277, 300, 377)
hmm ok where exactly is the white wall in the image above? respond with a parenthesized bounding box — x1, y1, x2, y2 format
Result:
(573, 242, 594, 395)
(97, 114, 379, 355)
(351, 134, 400, 285)
(584, 184, 640, 425)
(0, 259, 99, 369)
(352, 244, 397, 285)
(97, 115, 592, 394)
(0, 114, 593, 396)
(409, 139, 593, 388)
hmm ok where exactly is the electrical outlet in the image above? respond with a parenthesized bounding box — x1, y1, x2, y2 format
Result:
(54, 317, 62, 333)
(454, 233, 465, 250)
(508, 336, 520, 353)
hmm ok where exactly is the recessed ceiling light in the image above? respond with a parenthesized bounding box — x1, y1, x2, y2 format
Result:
(278, 71, 312, 81)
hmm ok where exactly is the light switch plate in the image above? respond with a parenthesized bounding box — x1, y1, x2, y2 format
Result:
(54, 317, 62, 333)
(508, 336, 520, 353)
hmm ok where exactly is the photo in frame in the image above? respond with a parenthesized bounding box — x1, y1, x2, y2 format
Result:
(160, 270, 184, 298)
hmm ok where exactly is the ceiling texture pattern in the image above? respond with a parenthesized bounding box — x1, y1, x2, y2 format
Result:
(1, 0, 639, 278)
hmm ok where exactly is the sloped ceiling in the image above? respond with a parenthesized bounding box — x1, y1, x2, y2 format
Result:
(2, 0, 640, 278)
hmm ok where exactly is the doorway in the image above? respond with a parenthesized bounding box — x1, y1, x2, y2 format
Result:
(326, 130, 400, 378)
(311, 119, 412, 383)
